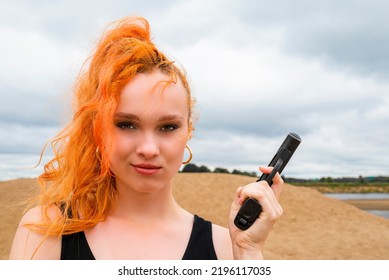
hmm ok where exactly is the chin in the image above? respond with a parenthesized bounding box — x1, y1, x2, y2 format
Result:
(116, 175, 170, 193)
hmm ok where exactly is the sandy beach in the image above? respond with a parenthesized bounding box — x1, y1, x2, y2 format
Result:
(1, 173, 388, 260)
(345, 199, 389, 210)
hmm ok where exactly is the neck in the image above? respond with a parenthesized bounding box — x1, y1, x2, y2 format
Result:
(109, 179, 181, 224)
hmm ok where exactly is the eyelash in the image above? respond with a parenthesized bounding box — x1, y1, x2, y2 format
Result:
(116, 122, 136, 130)
(160, 124, 179, 132)
(115, 122, 179, 132)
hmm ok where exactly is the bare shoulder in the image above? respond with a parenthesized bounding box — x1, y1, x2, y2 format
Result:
(8, 206, 62, 260)
(212, 224, 233, 260)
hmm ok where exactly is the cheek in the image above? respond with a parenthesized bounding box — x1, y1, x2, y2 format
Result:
(109, 132, 131, 164)
(163, 134, 188, 162)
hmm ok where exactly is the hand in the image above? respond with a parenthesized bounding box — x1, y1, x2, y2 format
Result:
(229, 166, 284, 259)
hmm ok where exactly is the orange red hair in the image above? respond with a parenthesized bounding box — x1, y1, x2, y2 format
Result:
(29, 16, 194, 236)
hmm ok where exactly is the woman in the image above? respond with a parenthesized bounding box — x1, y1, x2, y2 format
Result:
(9, 16, 283, 260)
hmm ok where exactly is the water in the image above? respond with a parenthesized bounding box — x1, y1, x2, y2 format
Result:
(325, 193, 389, 219)
(368, 210, 389, 219)
(325, 193, 389, 200)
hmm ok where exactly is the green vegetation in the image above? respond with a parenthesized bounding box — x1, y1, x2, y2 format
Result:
(287, 180, 389, 193)
(181, 163, 258, 177)
(181, 163, 389, 192)
(286, 176, 389, 192)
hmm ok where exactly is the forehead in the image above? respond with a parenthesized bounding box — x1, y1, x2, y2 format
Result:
(116, 71, 189, 117)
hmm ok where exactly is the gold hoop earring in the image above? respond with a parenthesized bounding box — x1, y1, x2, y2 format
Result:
(182, 145, 193, 164)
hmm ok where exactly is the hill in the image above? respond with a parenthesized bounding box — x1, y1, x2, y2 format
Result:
(1, 173, 389, 259)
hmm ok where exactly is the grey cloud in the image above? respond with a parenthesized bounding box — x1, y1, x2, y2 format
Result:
(0, 153, 50, 180)
(1, 0, 389, 180)
(0, 89, 67, 127)
(234, 0, 389, 78)
(195, 102, 306, 138)
(0, 122, 57, 154)
(0, 0, 179, 45)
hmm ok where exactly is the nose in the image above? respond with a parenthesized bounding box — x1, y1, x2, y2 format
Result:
(136, 132, 160, 159)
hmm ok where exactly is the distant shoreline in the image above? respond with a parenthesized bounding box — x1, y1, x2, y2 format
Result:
(297, 185, 389, 216)
(294, 185, 389, 193)
(344, 199, 389, 210)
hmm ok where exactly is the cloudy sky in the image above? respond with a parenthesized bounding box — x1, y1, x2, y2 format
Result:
(0, 0, 388, 180)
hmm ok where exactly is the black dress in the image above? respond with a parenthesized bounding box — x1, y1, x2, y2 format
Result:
(61, 215, 217, 260)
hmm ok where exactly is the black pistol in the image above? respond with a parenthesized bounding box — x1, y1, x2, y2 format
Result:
(234, 132, 301, 230)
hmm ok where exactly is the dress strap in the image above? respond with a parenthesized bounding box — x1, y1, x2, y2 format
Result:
(61, 231, 95, 260)
(181, 215, 217, 260)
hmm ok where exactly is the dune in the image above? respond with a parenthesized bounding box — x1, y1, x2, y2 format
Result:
(1, 173, 388, 260)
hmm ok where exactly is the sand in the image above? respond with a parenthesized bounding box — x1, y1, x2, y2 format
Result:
(345, 200, 389, 210)
(1, 173, 388, 260)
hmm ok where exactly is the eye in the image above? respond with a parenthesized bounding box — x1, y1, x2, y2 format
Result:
(115, 122, 136, 130)
(160, 124, 178, 132)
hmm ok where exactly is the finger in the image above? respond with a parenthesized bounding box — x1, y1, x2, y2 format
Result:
(230, 186, 248, 222)
(271, 172, 284, 200)
(236, 186, 244, 197)
(264, 189, 283, 218)
(235, 186, 244, 205)
(248, 182, 282, 219)
(240, 185, 281, 229)
(238, 179, 282, 216)
(235, 183, 283, 235)
(260, 184, 280, 215)
(259, 165, 272, 174)
(258, 166, 284, 199)
(258, 166, 284, 183)
(238, 182, 267, 204)
(238, 181, 277, 210)
(251, 169, 284, 216)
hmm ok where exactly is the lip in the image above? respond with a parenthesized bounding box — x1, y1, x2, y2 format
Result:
(131, 163, 162, 176)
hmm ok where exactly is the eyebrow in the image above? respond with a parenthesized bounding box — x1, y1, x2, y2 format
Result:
(114, 112, 140, 121)
(158, 114, 184, 122)
(114, 112, 184, 122)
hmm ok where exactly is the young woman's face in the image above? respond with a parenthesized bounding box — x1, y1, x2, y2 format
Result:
(109, 70, 190, 193)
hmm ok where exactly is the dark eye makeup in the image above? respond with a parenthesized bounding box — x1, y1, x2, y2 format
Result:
(160, 124, 179, 132)
(115, 121, 136, 130)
